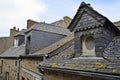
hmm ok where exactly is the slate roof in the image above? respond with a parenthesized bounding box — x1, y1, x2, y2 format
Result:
(14, 29, 26, 37)
(38, 2, 120, 79)
(26, 22, 71, 36)
(50, 16, 72, 28)
(103, 36, 120, 60)
(39, 36, 120, 75)
(0, 37, 10, 39)
(0, 44, 25, 57)
(68, 2, 119, 33)
(51, 20, 63, 26)
(32, 33, 74, 55)
(0, 22, 72, 58)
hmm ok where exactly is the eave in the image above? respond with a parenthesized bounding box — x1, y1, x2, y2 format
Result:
(0, 55, 44, 59)
(38, 66, 120, 80)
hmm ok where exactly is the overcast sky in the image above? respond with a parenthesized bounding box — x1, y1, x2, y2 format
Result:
(0, 0, 120, 37)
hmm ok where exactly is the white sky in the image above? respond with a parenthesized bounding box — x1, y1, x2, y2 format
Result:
(0, 0, 46, 37)
(0, 0, 120, 37)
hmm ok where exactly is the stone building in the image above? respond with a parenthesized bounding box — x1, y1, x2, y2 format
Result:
(0, 27, 19, 54)
(38, 2, 120, 80)
(114, 21, 120, 30)
(0, 17, 72, 80)
(0, 1, 120, 80)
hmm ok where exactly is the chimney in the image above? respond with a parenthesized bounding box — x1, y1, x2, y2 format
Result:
(27, 19, 39, 29)
(10, 27, 20, 37)
(64, 16, 72, 23)
(63, 16, 72, 27)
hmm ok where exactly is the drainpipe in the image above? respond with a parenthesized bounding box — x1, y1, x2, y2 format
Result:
(17, 58, 21, 80)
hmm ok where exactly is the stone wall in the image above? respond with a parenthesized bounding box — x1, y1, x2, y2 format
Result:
(20, 58, 43, 80)
(114, 21, 120, 29)
(0, 27, 19, 54)
(1, 59, 18, 80)
(44, 70, 107, 80)
(27, 19, 39, 29)
(0, 37, 13, 54)
(21, 58, 40, 73)
(51, 16, 72, 28)
(0, 58, 43, 80)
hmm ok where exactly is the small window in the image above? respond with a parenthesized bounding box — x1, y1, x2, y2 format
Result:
(0, 60, 3, 73)
(21, 77, 25, 80)
(36, 78, 39, 80)
(6, 72, 9, 80)
(26, 36, 31, 54)
(14, 38, 18, 47)
(15, 61, 17, 66)
(85, 36, 95, 50)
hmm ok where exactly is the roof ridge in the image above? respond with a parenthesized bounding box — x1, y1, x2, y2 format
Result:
(40, 22, 67, 29)
(26, 22, 71, 35)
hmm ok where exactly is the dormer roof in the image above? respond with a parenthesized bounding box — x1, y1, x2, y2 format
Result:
(68, 2, 119, 33)
(26, 22, 71, 36)
(14, 29, 26, 37)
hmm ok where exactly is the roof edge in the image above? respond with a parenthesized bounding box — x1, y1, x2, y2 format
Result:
(38, 66, 120, 80)
(0, 55, 44, 59)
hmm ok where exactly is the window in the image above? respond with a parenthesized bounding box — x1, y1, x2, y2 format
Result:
(82, 35, 95, 56)
(85, 36, 95, 50)
(36, 78, 40, 80)
(26, 36, 31, 54)
(6, 72, 9, 80)
(15, 61, 17, 66)
(14, 38, 18, 47)
(21, 77, 25, 80)
(1, 60, 3, 73)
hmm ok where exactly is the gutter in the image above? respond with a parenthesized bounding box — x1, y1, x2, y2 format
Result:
(0, 55, 43, 59)
(38, 66, 120, 80)
(21, 67, 43, 79)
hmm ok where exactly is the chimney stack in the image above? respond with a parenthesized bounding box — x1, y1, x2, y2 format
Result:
(63, 16, 72, 27)
(10, 27, 20, 37)
(27, 19, 39, 29)
(63, 16, 72, 23)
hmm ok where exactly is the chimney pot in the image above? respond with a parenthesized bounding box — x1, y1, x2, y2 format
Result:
(13, 26, 16, 30)
(10, 26, 19, 37)
(17, 28, 19, 31)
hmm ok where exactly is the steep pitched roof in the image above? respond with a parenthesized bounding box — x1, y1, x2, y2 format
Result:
(14, 29, 26, 37)
(68, 2, 119, 33)
(39, 36, 120, 80)
(0, 25, 72, 58)
(32, 33, 74, 56)
(0, 44, 25, 57)
(38, 2, 120, 79)
(26, 22, 71, 36)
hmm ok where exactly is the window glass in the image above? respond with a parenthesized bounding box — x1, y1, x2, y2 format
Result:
(14, 38, 18, 47)
(85, 36, 95, 50)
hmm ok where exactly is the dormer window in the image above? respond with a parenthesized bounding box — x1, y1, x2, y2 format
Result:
(68, 2, 118, 57)
(14, 38, 18, 47)
(85, 36, 95, 50)
(26, 36, 31, 54)
(82, 35, 95, 56)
